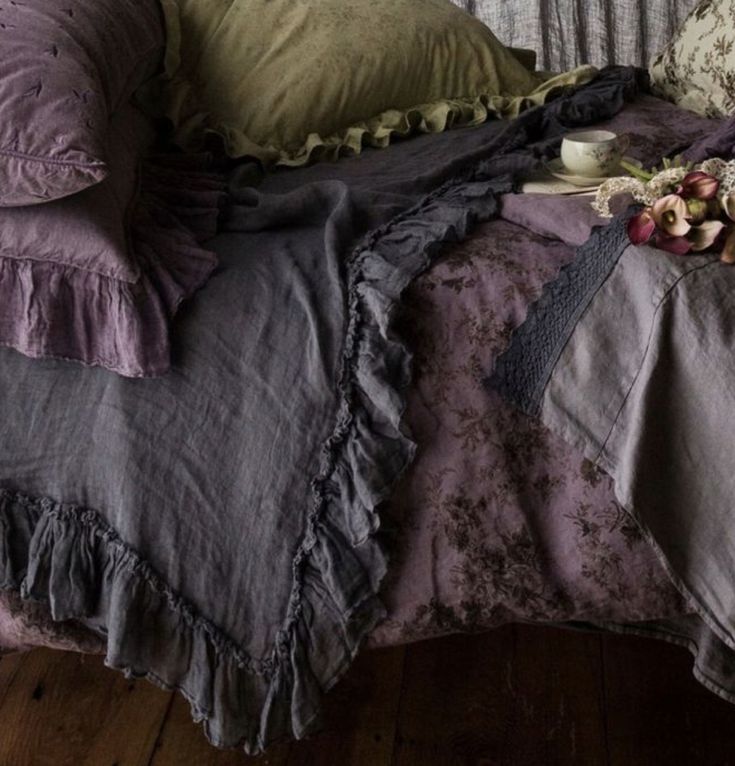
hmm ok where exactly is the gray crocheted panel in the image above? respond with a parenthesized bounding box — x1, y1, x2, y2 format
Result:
(488, 213, 632, 414)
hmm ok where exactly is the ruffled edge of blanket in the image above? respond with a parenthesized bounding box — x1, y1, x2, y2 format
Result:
(0, 157, 226, 378)
(0, 165, 514, 753)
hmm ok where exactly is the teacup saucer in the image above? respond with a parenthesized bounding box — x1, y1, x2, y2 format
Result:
(545, 156, 642, 187)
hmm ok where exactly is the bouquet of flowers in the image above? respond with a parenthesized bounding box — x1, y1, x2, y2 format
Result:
(593, 158, 735, 263)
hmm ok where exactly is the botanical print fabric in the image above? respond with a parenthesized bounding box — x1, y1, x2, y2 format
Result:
(371, 94, 720, 648)
(452, 0, 699, 70)
(370, 217, 687, 648)
(650, 0, 735, 117)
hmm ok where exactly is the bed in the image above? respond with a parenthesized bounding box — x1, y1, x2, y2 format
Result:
(1, 0, 735, 756)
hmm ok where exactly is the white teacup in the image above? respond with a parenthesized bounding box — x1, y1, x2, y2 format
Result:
(560, 130, 630, 178)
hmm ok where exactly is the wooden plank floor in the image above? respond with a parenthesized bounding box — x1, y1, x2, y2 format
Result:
(1, 624, 734, 766)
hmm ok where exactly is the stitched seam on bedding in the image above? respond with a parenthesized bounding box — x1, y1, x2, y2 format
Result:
(595, 259, 721, 462)
(588, 259, 735, 660)
(594, 620, 735, 704)
(0, 148, 105, 169)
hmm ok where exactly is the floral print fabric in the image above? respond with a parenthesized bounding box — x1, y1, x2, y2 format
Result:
(650, 0, 735, 117)
(370, 218, 688, 647)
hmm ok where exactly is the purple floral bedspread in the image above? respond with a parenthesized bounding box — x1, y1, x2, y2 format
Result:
(371, 95, 718, 648)
(371, 216, 687, 646)
(0, 95, 719, 658)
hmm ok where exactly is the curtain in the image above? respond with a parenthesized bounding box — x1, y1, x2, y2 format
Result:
(453, 0, 701, 71)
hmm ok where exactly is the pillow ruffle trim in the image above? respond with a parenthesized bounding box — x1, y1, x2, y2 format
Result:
(0, 156, 226, 378)
(140, 2, 597, 169)
(160, 72, 596, 168)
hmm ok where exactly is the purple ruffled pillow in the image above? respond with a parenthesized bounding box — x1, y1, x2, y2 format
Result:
(0, 0, 164, 206)
(0, 103, 226, 377)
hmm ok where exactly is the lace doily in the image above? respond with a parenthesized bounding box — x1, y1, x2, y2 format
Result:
(592, 160, 735, 219)
(699, 159, 735, 193)
(593, 168, 688, 218)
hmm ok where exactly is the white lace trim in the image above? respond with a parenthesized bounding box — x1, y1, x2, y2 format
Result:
(592, 160, 735, 219)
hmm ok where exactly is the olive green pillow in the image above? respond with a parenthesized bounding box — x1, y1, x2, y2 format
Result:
(142, 0, 584, 166)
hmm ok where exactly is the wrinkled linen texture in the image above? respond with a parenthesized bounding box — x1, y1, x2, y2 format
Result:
(0, 92, 719, 662)
(452, 0, 699, 70)
(490, 110, 735, 704)
(0, 69, 646, 753)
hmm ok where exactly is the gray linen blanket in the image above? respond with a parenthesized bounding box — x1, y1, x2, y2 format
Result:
(0, 69, 645, 752)
(491, 118, 735, 702)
